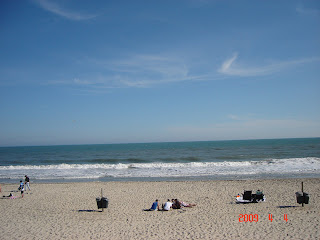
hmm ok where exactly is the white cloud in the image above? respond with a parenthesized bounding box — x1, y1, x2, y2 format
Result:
(220, 52, 238, 73)
(33, 0, 98, 21)
(218, 53, 320, 77)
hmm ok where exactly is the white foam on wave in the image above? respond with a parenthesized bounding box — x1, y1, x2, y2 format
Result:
(0, 157, 319, 180)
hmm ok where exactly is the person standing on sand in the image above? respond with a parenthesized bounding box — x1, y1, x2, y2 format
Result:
(19, 180, 24, 198)
(24, 175, 31, 191)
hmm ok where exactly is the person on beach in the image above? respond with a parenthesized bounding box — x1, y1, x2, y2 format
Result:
(256, 189, 263, 195)
(149, 199, 160, 211)
(162, 199, 173, 211)
(19, 180, 24, 198)
(2, 192, 18, 199)
(24, 175, 31, 191)
(180, 201, 196, 207)
(18, 180, 24, 190)
(172, 199, 182, 209)
(3, 193, 13, 198)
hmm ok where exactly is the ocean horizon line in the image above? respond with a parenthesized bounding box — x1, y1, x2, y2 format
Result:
(1, 136, 319, 148)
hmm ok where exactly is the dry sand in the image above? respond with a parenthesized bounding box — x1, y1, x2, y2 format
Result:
(0, 178, 319, 240)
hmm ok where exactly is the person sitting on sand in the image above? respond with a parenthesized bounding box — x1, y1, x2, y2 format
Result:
(2, 193, 17, 199)
(253, 189, 264, 201)
(162, 199, 173, 211)
(149, 199, 160, 211)
(180, 201, 196, 207)
(3, 193, 13, 198)
(172, 199, 182, 209)
(256, 189, 263, 195)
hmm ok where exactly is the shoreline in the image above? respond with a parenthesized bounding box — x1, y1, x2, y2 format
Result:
(1, 172, 320, 184)
(1, 178, 319, 239)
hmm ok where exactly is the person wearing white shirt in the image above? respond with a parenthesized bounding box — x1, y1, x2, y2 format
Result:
(163, 199, 173, 211)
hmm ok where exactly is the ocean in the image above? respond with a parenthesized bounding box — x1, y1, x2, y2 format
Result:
(0, 138, 320, 183)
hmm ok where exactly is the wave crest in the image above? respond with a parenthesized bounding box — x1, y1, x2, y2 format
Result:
(0, 158, 319, 180)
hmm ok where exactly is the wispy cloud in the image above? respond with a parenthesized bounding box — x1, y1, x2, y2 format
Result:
(219, 53, 238, 73)
(62, 54, 218, 89)
(296, 5, 320, 17)
(47, 52, 319, 92)
(227, 114, 241, 120)
(218, 53, 320, 77)
(33, 0, 98, 21)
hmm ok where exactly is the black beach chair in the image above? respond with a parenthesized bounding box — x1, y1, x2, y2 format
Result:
(236, 190, 265, 203)
(243, 191, 252, 201)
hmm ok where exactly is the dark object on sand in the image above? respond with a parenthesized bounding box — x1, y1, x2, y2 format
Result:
(296, 182, 309, 206)
(295, 192, 309, 204)
(96, 197, 109, 209)
(243, 191, 252, 200)
(236, 190, 266, 203)
(96, 188, 108, 211)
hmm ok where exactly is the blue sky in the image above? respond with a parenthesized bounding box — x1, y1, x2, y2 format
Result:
(0, 0, 319, 146)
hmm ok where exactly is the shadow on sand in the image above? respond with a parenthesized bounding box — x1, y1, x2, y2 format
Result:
(77, 209, 103, 212)
(277, 206, 299, 209)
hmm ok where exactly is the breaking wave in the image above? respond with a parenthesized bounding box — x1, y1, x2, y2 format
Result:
(0, 157, 319, 180)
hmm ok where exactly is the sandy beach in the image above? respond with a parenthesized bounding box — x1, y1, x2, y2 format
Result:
(0, 178, 319, 239)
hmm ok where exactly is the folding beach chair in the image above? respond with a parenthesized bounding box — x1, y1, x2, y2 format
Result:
(243, 191, 252, 201)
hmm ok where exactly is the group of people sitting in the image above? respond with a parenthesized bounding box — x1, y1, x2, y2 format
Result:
(147, 199, 196, 211)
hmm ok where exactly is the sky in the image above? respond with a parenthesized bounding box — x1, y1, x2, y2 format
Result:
(0, 0, 319, 146)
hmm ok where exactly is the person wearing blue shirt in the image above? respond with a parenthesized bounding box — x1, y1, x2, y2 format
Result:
(150, 199, 160, 211)
(19, 180, 24, 198)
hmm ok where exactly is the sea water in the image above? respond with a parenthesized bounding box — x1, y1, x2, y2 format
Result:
(0, 138, 319, 183)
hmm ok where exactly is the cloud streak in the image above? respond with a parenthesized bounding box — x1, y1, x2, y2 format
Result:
(296, 5, 320, 17)
(33, 0, 98, 21)
(64, 54, 219, 89)
(218, 53, 320, 77)
(48, 52, 319, 92)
